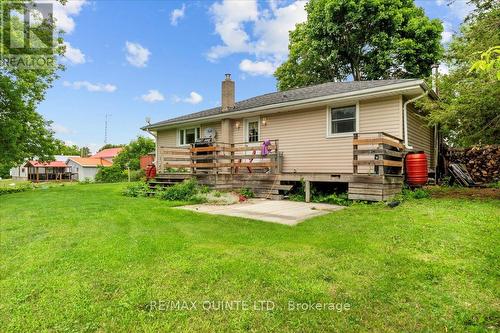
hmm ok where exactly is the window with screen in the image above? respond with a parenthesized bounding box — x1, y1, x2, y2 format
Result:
(330, 105, 356, 134)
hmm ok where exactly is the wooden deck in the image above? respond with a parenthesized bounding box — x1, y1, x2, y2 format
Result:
(154, 133, 406, 201)
(349, 132, 405, 201)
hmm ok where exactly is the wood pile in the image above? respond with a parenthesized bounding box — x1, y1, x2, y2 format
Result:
(447, 145, 499, 183)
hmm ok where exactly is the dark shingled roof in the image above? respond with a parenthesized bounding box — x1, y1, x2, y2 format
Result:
(146, 79, 420, 129)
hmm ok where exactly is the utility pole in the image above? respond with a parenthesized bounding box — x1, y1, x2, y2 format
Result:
(104, 113, 111, 145)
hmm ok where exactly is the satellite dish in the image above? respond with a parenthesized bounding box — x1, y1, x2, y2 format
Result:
(204, 127, 217, 139)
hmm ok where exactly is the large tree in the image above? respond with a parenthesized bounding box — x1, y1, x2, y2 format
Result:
(53, 139, 82, 156)
(422, 5, 500, 146)
(0, 1, 65, 168)
(113, 137, 155, 170)
(275, 0, 443, 90)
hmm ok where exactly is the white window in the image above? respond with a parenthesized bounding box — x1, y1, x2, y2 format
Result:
(329, 105, 357, 135)
(245, 118, 260, 143)
(179, 127, 201, 145)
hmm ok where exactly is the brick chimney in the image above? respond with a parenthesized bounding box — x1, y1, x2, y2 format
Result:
(221, 73, 235, 112)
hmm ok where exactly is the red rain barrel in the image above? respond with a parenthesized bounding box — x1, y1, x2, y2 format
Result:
(405, 152, 428, 186)
(145, 164, 156, 180)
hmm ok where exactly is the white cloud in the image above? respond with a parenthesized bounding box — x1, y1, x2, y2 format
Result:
(173, 92, 203, 104)
(184, 92, 203, 104)
(239, 59, 277, 76)
(62, 41, 86, 64)
(170, 4, 186, 26)
(51, 123, 75, 135)
(63, 80, 117, 93)
(207, 0, 307, 76)
(207, 0, 259, 60)
(125, 41, 151, 68)
(51, 0, 88, 34)
(441, 21, 453, 44)
(253, 1, 307, 60)
(141, 90, 165, 103)
(435, 0, 475, 21)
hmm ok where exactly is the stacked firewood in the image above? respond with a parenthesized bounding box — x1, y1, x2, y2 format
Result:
(447, 145, 500, 183)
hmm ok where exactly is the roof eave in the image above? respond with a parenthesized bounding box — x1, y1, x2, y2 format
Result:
(143, 80, 427, 131)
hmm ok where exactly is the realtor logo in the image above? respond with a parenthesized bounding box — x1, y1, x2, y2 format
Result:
(1, 2, 55, 68)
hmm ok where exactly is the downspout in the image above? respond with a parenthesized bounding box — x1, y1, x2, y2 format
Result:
(403, 90, 429, 150)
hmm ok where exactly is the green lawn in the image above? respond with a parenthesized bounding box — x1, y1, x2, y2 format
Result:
(0, 183, 498, 332)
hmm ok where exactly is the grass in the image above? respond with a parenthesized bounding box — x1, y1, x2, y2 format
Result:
(0, 183, 499, 332)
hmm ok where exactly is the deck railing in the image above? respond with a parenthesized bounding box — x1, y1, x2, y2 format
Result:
(158, 140, 282, 174)
(353, 132, 404, 175)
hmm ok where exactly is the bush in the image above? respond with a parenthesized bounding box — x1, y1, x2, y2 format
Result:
(488, 181, 500, 189)
(316, 193, 351, 206)
(239, 187, 254, 198)
(124, 169, 146, 182)
(0, 182, 33, 196)
(401, 188, 430, 200)
(95, 165, 127, 183)
(122, 182, 150, 197)
(191, 191, 239, 205)
(78, 177, 93, 185)
(155, 179, 199, 201)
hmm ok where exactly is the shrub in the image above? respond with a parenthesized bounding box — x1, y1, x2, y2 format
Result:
(155, 179, 199, 201)
(316, 193, 351, 206)
(78, 177, 93, 185)
(239, 187, 254, 198)
(191, 191, 239, 205)
(401, 188, 430, 200)
(127, 169, 146, 182)
(122, 182, 150, 197)
(0, 182, 33, 196)
(488, 181, 500, 189)
(95, 165, 127, 183)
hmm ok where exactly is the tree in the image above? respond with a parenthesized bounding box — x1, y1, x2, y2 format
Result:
(113, 137, 155, 170)
(469, 46, 500, 79)
(80, 147, 91, 157)
(0, 1, 65, 168)
(275, 0, 443, 90)
(53, 139, 81, 156)
(421, 5, 500, 146)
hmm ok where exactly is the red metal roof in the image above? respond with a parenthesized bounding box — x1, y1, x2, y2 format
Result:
(92, 147, 123, 159)
(25, 161, 68, 168)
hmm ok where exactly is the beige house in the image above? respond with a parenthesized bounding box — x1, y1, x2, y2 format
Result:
(143, 75, 438, 201)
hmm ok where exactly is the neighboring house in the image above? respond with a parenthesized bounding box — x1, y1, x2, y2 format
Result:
(24, 160, 72, 182)
(66, 157, 113, 181)
(10, 155, 78, 181)
(91, 148, 123, 163)
(143, 74, 439, 201)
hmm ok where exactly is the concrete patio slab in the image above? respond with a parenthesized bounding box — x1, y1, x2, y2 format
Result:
(176, 199, 345, 225)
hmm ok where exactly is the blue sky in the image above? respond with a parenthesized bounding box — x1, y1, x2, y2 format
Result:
(41, 0, 474, 152)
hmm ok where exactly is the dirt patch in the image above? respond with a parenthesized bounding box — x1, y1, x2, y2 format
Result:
(427, 186, 500, 200)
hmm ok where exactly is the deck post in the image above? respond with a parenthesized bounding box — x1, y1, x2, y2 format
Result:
(353, 133, 358, 174)
(305, 180, 311, 203)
